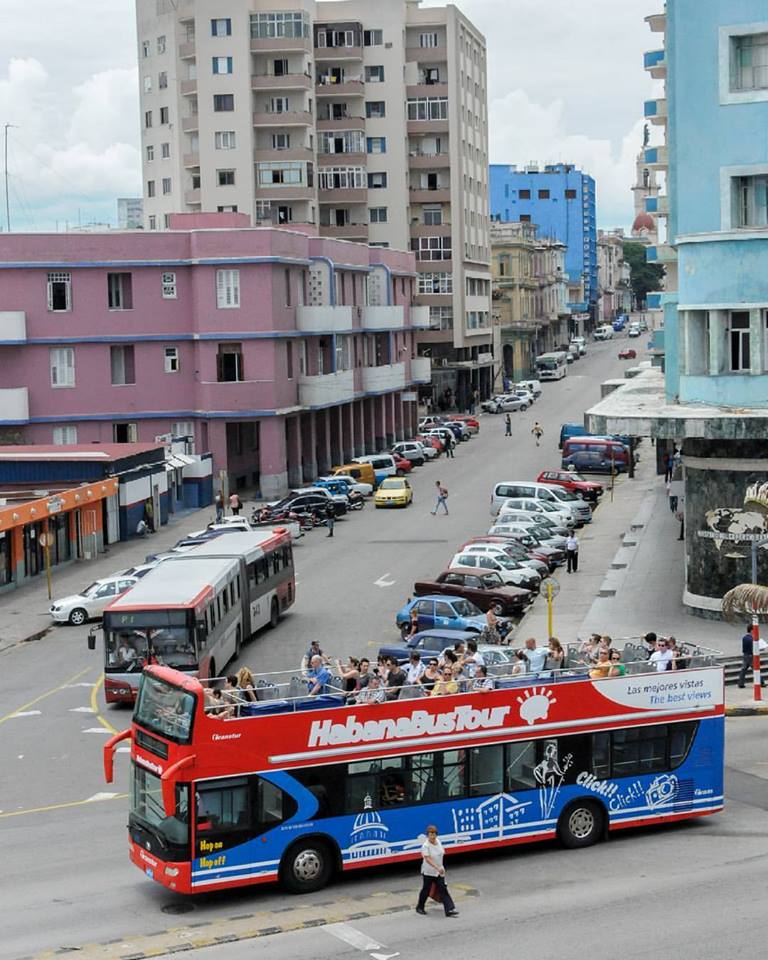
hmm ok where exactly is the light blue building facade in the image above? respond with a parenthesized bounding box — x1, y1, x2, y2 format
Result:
(489, 164, 598, 324)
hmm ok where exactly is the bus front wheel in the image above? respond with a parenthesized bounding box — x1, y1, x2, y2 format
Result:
(558, 800, 604, 849)
(281, 839, 334, 894)
(269, 597, 280, 629)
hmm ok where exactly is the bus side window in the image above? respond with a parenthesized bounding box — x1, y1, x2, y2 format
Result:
(505, 741, 537, 791)
(272, 552, 280, 576)
(235, 576, 241, 601)
(229, 581, 235, 606)
(209, 603, 215, 629)
(469, 744, 503, 797)
(248, 562, 256, 587)
(592, 733, 611, 778)
(259, 558, 269, 583)
(284, 545, 293, 568)
(222, 588, 229, 614)
(217, 595, 223, 620)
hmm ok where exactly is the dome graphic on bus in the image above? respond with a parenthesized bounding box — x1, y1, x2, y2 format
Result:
(347, 795, 392, 861)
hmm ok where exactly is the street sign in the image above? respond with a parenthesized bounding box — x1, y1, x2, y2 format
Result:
(47, 496, 64, 514)
(697, 530, 768, 542)
(401, 391, 418, 402)
(38, 533, 52, 548)
(540, 576, 561, 597)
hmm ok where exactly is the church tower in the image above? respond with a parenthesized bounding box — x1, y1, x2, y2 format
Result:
(631, 125, 660, 245)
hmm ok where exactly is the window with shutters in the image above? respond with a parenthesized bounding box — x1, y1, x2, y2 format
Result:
(215, 131, 236, 149)
(161, 272, 177, 298)
(217, 343, 244, 381)
(47, 272, 72, 312)
(111, 345, 136, 385)
(216, 269, 240, 308)
(113, 422, 138, 443)
(50, 348, 75, 387)
(53, 426, 78, 445)
(107, 273, 133, 310)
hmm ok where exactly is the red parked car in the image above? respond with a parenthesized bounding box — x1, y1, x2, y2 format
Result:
(536, 470, 604, 504)
(446, 414, 480, 434)
(618, 348, 637, 360)
(414, 434, 443, 455)
(393, 453, 413, 474)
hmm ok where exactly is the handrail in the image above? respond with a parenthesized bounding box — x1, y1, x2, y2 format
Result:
(103, 728, 131, 783)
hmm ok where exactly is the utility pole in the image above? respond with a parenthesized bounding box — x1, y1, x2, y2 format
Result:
(4, 123, 17, 232)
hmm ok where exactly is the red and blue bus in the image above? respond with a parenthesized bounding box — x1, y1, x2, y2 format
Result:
(95, 529, 294, 703)
(104, 658, 724, 894)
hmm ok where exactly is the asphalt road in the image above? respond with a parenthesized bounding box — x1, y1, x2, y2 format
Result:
(8, 337, 759, 960)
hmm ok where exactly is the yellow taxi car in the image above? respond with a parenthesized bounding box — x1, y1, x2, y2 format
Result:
(374, 477, 414, 508)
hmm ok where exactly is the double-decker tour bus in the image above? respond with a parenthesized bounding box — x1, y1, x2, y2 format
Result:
(103, 655, 724, 895)
(93, 529, 294, 703)
(535, 352, 568, 381)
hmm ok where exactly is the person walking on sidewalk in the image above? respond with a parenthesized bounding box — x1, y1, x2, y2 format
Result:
(229, 491, 242, 516)
(415, 825, 458, 918)
(445, 433, 455, 458)
(325, 501, 336, 537)
(431, 480, 449, 516)
(532, 422, 543, 447)
(505, 413, 512, 437)
(214, 492, 224, 523)
(738, 623, 766, 689)
(565, 532, 579, 573)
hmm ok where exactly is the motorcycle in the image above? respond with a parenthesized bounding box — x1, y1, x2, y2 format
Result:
(347, 491, 365, 511)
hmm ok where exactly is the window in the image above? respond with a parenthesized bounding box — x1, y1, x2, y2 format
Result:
(214, 94, 234, 112)
(364, 29, 383, 46)
(146, 145, 154, 162)
(538, 189, 550, 199)
(161, 142, 170, 160)
(418, 272, 452, 294)
(211, 18, 231, 37)
(412, 235, 452, 261)
(164, 346, 180, 373)
(423, 205, 442, 226)
(519, 188, 531, 199)
(429, 305, 453, 328)
(50, 348, 75, 387)
(366, 101, 385, 119)
(111, 345, 136, 385)
(113, 423, 138, 443)
(143, 75, 152, 93)
(147, 180, 156, 198)
(217, 342, 244, 381)
(319, 130, 364, 154)
(406, 97, 448, 121)
(365, 65, 385, 83)
(172, 422, 195, 449)
(316, 29, 355, 48)
(217, 205, 238, 213)
(217, 169, 235, 186)
(157, 35, 166, 54)
(367, 171, 387, 189)
(520, 214, 531, 222)
(159, 106, 169, 124)
(271, 132, 291, 149)
(257, 161, 307, 186)
(369, 207, 387, 223)
(148, 215, 157, 230)
(250, 12, 308, 40)
(732, 32, 768, 92)
(732, 175, 768, 228)
(162, 177, 172, 195)
(419, 32, 439, 47)
(215, 130, 236, 149)
(144, 110, 153, 129)
(53, 426, 78, 445)
(142, 40, 150, 58)
(47, 272, 72, 312)
(216, 269, 240, 308)
(158, 71, 168, 89)
(107, 273, 133, 310)
(729, 310, 751, 371)
(565, 188, 577, 199)
(367, 136, 386, 154)
(318, 166, 365, 190)
(213, 56, 233, 74)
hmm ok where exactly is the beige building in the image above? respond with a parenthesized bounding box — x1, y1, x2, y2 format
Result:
(490, 221, 569, 380)
(597, 229, 632, 322)
(135, 0, 492, 404)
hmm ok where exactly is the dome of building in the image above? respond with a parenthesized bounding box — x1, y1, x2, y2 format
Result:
(632, 212, 655, 234)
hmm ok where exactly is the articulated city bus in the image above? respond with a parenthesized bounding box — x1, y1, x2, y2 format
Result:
(95, 529, 294, 703)
(103, 658, 724, 895)
(535, 352, 568, 381)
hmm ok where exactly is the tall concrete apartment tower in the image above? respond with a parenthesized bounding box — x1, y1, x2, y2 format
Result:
(135, 0, 492, 405)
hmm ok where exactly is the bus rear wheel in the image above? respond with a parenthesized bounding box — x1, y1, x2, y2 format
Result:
(269, 597, 280, 629)
(281, 839, 334, 894)
(558, 800, 604, 849)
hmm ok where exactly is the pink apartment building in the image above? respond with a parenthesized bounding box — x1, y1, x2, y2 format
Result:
(0, 214, 431, 498)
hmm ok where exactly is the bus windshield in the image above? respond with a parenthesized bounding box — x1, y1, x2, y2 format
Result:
(134, 673, 197, 743)
(536, 358, 558, 371)
(129, 764, 190, 858)
(106, 625, 198, 672)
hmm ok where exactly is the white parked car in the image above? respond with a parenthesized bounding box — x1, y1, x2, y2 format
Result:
(593, 325, 614, 341)
(516, 379, 542, 398)
(490, 512, 570, 538)
(498, 497, 575, 528)
(450, 552, 541, 591)
(628, 324, 641, 338)
(50, 575, 138, 626)
(570, 337, 587, 356)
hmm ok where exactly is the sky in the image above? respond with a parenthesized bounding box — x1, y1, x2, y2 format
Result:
(0, 0, 659, 233)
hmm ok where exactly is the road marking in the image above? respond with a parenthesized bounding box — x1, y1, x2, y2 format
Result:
(69, 706, 96, 713)
(0, 666, 91, 726)
(90, 674, 119, 735)
(83, 727, 112, 734)
(374, 573, 396, 588)
(0, 792, 127, 820)
(324, 923, 384, 952)
(85, 791, 121, 802)
(6, 710, 42, 719)
(64, 682, 96, 688)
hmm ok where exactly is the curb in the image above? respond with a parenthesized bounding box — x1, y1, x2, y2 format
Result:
(725, 704, 768, 717)
(0, 625, 51, 655)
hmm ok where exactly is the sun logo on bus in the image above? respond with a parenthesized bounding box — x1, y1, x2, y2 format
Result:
(517, 687, 556, 726)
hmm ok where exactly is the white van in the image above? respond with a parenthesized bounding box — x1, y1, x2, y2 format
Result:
(352, 453, 397, 483)
(517, 379, 542, 397)
(490, 481, 592, 524)
(593, 325, 614, 341)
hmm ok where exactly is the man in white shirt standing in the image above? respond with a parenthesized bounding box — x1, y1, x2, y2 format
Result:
(524, 637, 548, 674)
(565, 532, 579, 573)
(649, 638, 675, 672)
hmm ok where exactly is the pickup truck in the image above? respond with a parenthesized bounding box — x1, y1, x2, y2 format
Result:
(536, 470, 604, 504)
(413, 569, 533, 616)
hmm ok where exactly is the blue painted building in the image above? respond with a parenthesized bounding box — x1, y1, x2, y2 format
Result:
(489, 163, 598, 324)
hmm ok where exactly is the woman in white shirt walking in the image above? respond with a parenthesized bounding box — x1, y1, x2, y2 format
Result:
(415, 825, 459, 917)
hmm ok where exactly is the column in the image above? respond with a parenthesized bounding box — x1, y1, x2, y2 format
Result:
(329, 405, 343, 468)
(384, 392, 396, 447)
(342, 403, 355, 463)
(374, 395, 386, 451)
(354, 400, 365, 457)
(708, 309, 726, 376)
(394, 392, 405, 442)
(259, 417, 289, 500)
(364, 398, 376, 454)
(301, 412, 317, 483)
(316, 409, 332, 475)
(286, 415, 303, 488)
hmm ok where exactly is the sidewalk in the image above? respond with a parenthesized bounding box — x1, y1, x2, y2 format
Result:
(0, 500, 231, 652)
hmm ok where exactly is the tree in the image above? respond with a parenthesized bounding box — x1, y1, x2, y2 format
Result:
(623, 242, 665, 309)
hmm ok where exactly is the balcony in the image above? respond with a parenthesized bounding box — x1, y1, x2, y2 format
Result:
(183, 152, 200, 168)
(318, 223, 369, 240)
(252, 72, 313, 91)
(252, 110, 313, 127)
(317, 115, 365, 131)
(0, 311, 26, 342)
(409, 151, 450, 168)
(318, 187, 367, 204)
(178, 42, 196, 59)
(299, 369, 355, 407)
(410, 356, 432, 383)
(644, 48, 666, 79)
(410, 222, 451, 237)
(253, 147, 314, 163)
(645, 12, 666, 33)
(410, 306, 431, 329)
(363, 362, 406, 394)
(317, 151, 366, 166)
(296, 305, 357, 332)
(314, 45, 363, 62)
(196, 380, 280, 413)
(316, 79, 365, 97)
(362, 306, 405, 330)
(181, 116, 199, 132)
(185, 188, 201, 204)
(179, 79, 197, 96)
(405, 46, 446, 63)
(644, 145, 668, 169)
(0, 387, 29, 423)
(406, 83, 449, 98)
(644, 98, 667, 125)
(250, 36, 312, 54)
(409, 187, 450, 203)
(255, 185, 315, 201)
(407, 119, 450, 135)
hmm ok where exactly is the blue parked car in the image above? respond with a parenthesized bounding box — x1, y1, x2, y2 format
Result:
(313, 477, 354, 499)
(395, 595, 487, 638)
(379, 629, 478, 664)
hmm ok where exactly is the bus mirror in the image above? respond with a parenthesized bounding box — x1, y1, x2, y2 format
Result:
(87, 629, 96, 651)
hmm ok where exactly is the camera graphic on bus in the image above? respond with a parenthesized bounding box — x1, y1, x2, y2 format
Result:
(645, 774, 679, 808)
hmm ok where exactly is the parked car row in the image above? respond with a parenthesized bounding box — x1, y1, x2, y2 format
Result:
(480, 380, 541, 414)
